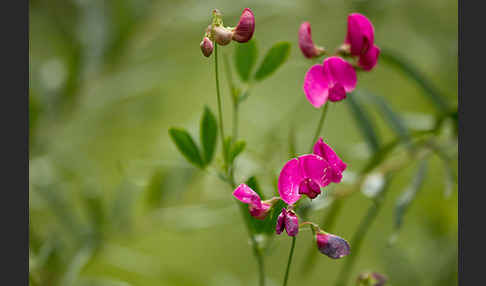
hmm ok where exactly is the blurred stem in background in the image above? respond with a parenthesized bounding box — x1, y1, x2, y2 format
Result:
(214, 44, 228, 170)
(310, 102, 330, 152)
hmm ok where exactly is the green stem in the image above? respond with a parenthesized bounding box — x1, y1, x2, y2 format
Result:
(214, 44, 227, 169)
(300, 199, 343, 275)
(334, 174, 393, 286)
(310, 103, 330, 152)
(282, 236, 297, 286)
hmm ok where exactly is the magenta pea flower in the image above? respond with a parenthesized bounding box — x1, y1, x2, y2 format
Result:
(316, 231, 350, 259)
(232, 8, 255, 43)
(298, 22, 325, 59)
(233, 184, 277, 220)
(303, 56, 357, 108)
(278, 154, 331, 203)
(313, 138, 347, 183)
(276, 208, 299, 236)
(345, 13, 380, 71)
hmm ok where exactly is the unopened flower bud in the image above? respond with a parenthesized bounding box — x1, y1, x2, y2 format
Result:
(357, 272, 387, 286)
(298, 22, 326, 58)
(276, 208, 299, 236)
(213, 26, 233, 46)
(232, 8, 255, 43)
(316, 231, 350, 259)
(200, 37, 214, 57)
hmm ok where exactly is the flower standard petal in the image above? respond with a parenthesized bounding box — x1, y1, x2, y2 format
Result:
(299, 22, 325, 58)
(303, 64, 330, 108)
(233, 8, 255, 43)
(298, 154, 331, 188)
(322, 56, 357, 92)
(278, 158, 304, 205)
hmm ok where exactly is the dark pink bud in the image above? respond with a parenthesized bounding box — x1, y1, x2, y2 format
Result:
(276, 208, 299, 236)
(200, 37, 214, 57)
(232, 8, 255, 43)
(357, 272, 387, 286)
(316, 231, 350, 259)
(358, 44, 380, 71)
(298, 22, 325, 59)
(298, 178, 321, 199)
(213, 26, 233, 46)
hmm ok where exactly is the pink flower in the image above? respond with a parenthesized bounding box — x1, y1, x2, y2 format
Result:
(313, 138, 347, 183)
(232, 8, 255, 43)
(200, 37, 214, 57)
(345, 13, 380, 71)
(276, 208, 299, 236)
(278, 154, 331, 203)
(298, 22, 325, 59)
(233, 184, 271, 219)
(303, 56, 357, 108)
(316, 231, 350, 259)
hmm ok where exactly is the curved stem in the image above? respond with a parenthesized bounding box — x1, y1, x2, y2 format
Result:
(282, 236, 297, 286)
(310, 103, 330, 152)
(214, 44, 227, 169)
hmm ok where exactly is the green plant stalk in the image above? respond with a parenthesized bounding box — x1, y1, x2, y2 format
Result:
(282, 236, 297, 286)
(214, 44, 228, 169)
(300, 199, 343, 274)
(334, 174, 393, 286)
(310, 102, 330, 152)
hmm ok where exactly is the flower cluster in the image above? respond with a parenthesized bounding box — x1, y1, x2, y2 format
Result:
(200, 8, 255, 57)
(234, 138, 350, 259)
(300, 13, 380, 107)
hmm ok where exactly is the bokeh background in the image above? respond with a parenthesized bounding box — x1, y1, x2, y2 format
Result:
(29, 0, 458, 285)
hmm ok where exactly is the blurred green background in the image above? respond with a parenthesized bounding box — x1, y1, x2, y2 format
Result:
(29, 0, 457, 285)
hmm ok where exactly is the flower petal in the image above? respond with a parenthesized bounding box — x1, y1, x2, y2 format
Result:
(233, 183, 262, 208)
(285, 210, 299, 236)
(298, 154, 331, 188)
(299, 22, 322, 58)
(328, 83, 346, 102)
(303, 64, 330, 108)
(345, 13, 375, 56)
(358, 44, 380, 71)
(313, 138, 347, 183)
(322, 57, 357, 92)
(233, 8, 255, 43)
(278, 158, 304, 205)
(276, 208, 287, 235)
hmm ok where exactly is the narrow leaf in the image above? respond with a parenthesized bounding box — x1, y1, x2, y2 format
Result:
(254, 42, 291, 81)
(380, 49, 450, 112)
(394, 160, 428, 231)
(347, 92, 381, 154)
(359, 91, 412, 149)
(234, 39, 258, 82)
(169, 128, 204, 168)
(200, 106, 218, 165)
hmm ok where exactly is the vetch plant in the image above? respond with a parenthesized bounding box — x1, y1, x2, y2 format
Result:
(169, 7, 457, 286)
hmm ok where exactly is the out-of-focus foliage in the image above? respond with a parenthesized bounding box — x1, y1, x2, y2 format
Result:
(29, 0, 457, 286)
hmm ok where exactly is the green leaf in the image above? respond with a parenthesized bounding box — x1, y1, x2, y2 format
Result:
(234, 39, 258, 82)
(228, 140, 246, 163)
(347, 92, 381, 154)
(169, 128, 204, 168)
(394, 159, 428, 232)
(200, 106, 218, 165)
(254, 42, 291, 81)
(359, 91, 412, 149)
(380, 49, 450, 112)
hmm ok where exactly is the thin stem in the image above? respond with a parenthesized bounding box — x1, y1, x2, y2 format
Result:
(310, 103, 330, 152)
(334, 174, 393, 286)
(282, 236, 297, 286)
(300, 199, 343, 275)
(214, 44, 227, 169)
